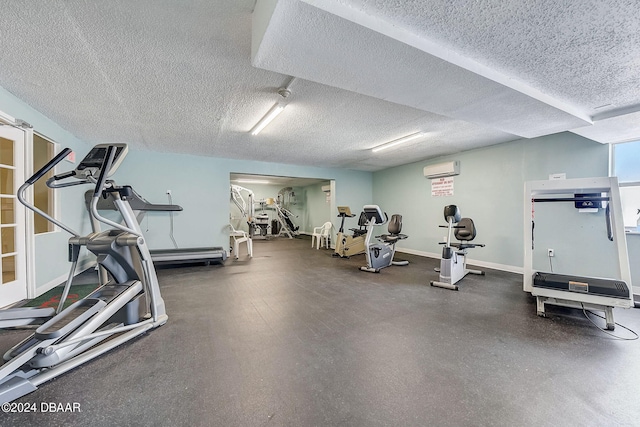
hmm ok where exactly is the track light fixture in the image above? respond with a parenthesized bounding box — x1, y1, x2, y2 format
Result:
(371, 131, 426, 153)
(249, 87, 292, 136)
(236, 179, 271, 184)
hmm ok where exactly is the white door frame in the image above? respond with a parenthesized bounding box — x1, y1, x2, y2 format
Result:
(0, 111, 35, 305)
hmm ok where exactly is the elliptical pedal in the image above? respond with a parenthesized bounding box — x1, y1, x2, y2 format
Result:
(35, 299, 106, 340)
(0, 307, 57, 328)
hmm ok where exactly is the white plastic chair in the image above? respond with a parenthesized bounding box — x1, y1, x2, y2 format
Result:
(311, 221, 332, 249)
(229, 224, 253, 259)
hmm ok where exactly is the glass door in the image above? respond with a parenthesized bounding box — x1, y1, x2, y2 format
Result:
(0, 125, 26, 306)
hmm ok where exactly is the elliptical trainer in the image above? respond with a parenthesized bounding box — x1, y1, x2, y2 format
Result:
(360, 205, 409, 273)
(0, 144, 167, 404)
(430, 205, 485, 290)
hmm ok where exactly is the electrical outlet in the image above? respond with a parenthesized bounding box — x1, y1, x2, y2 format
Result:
(548, 249, 554, 257)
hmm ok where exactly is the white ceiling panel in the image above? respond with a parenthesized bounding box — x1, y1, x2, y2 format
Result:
(572, 109, 640, 144)
(253, 0, 591, 138)
(0, 0, 638, 172)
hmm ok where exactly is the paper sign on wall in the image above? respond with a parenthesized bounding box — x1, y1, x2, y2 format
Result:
(431, 177, 454, 196)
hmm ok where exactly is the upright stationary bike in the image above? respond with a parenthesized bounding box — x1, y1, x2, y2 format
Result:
(430, 205, 485, 290)
(333, 206, 368, 258)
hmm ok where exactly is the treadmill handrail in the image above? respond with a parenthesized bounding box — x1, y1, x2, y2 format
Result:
(84, 188, 183, 212)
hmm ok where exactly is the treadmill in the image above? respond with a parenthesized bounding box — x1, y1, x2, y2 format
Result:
(85, 188, 227, 266)
(532, 272, 630, 299)
(523, 177, 634, 330)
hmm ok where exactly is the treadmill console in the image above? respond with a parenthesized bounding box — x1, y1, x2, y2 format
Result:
(75, 144, 128, 179)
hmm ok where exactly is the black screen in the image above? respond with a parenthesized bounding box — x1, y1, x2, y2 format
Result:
(77, 146, 125, 170)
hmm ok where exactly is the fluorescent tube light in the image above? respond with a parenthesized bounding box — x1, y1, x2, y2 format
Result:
(236, 179, 270, 184)
(372, 132, 426, 153)
(249, 104, 286, 135)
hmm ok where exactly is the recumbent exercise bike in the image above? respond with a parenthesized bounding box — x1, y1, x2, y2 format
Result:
(360, 205, 409, 273)
(430, 205, 485, 290)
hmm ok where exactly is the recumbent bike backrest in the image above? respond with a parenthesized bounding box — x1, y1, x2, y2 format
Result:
(454, 217, 477, 242)
(388, 214, 403, 235)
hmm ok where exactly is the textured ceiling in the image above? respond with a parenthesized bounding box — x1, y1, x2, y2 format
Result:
(0, 1, 638, 172)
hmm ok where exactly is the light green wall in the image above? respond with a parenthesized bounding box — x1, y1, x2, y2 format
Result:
(114, 150, 372, 252)
(288, 186, 307, 232)
(303, 182, 332, 235)
(627, 237, 640, 289)
(372, 133, 616, 274)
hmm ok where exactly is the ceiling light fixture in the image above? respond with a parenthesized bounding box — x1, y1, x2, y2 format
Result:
(249, 87, 292, 136)
(371, 131, 426, 153)
(236, 179, 271, 184)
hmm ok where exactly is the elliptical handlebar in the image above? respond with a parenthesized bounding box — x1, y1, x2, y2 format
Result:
(46, 171, 91, 189)
(93, 145, 116, 198)
(26, 148, 72, 185)
(17, 148, 81, 237)
(88, 145, 142, 237)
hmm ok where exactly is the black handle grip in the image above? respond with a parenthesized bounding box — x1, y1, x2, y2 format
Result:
(53, 170, 77, 181)
(606, 204, 613, 242)
(26, 148, 72, 185)
(93, 146, 116, 197)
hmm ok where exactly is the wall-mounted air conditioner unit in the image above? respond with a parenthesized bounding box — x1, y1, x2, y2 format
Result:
(423, 161, 460, 179)
(321, 185, 331, 193)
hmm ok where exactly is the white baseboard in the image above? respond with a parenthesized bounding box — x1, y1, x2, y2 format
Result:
(35, 257, 97, 297)
(395, 247, 523, 275)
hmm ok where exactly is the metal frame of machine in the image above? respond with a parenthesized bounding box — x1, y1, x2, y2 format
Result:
(523, 177, 633, 329)
(0, 144, 168, 403)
